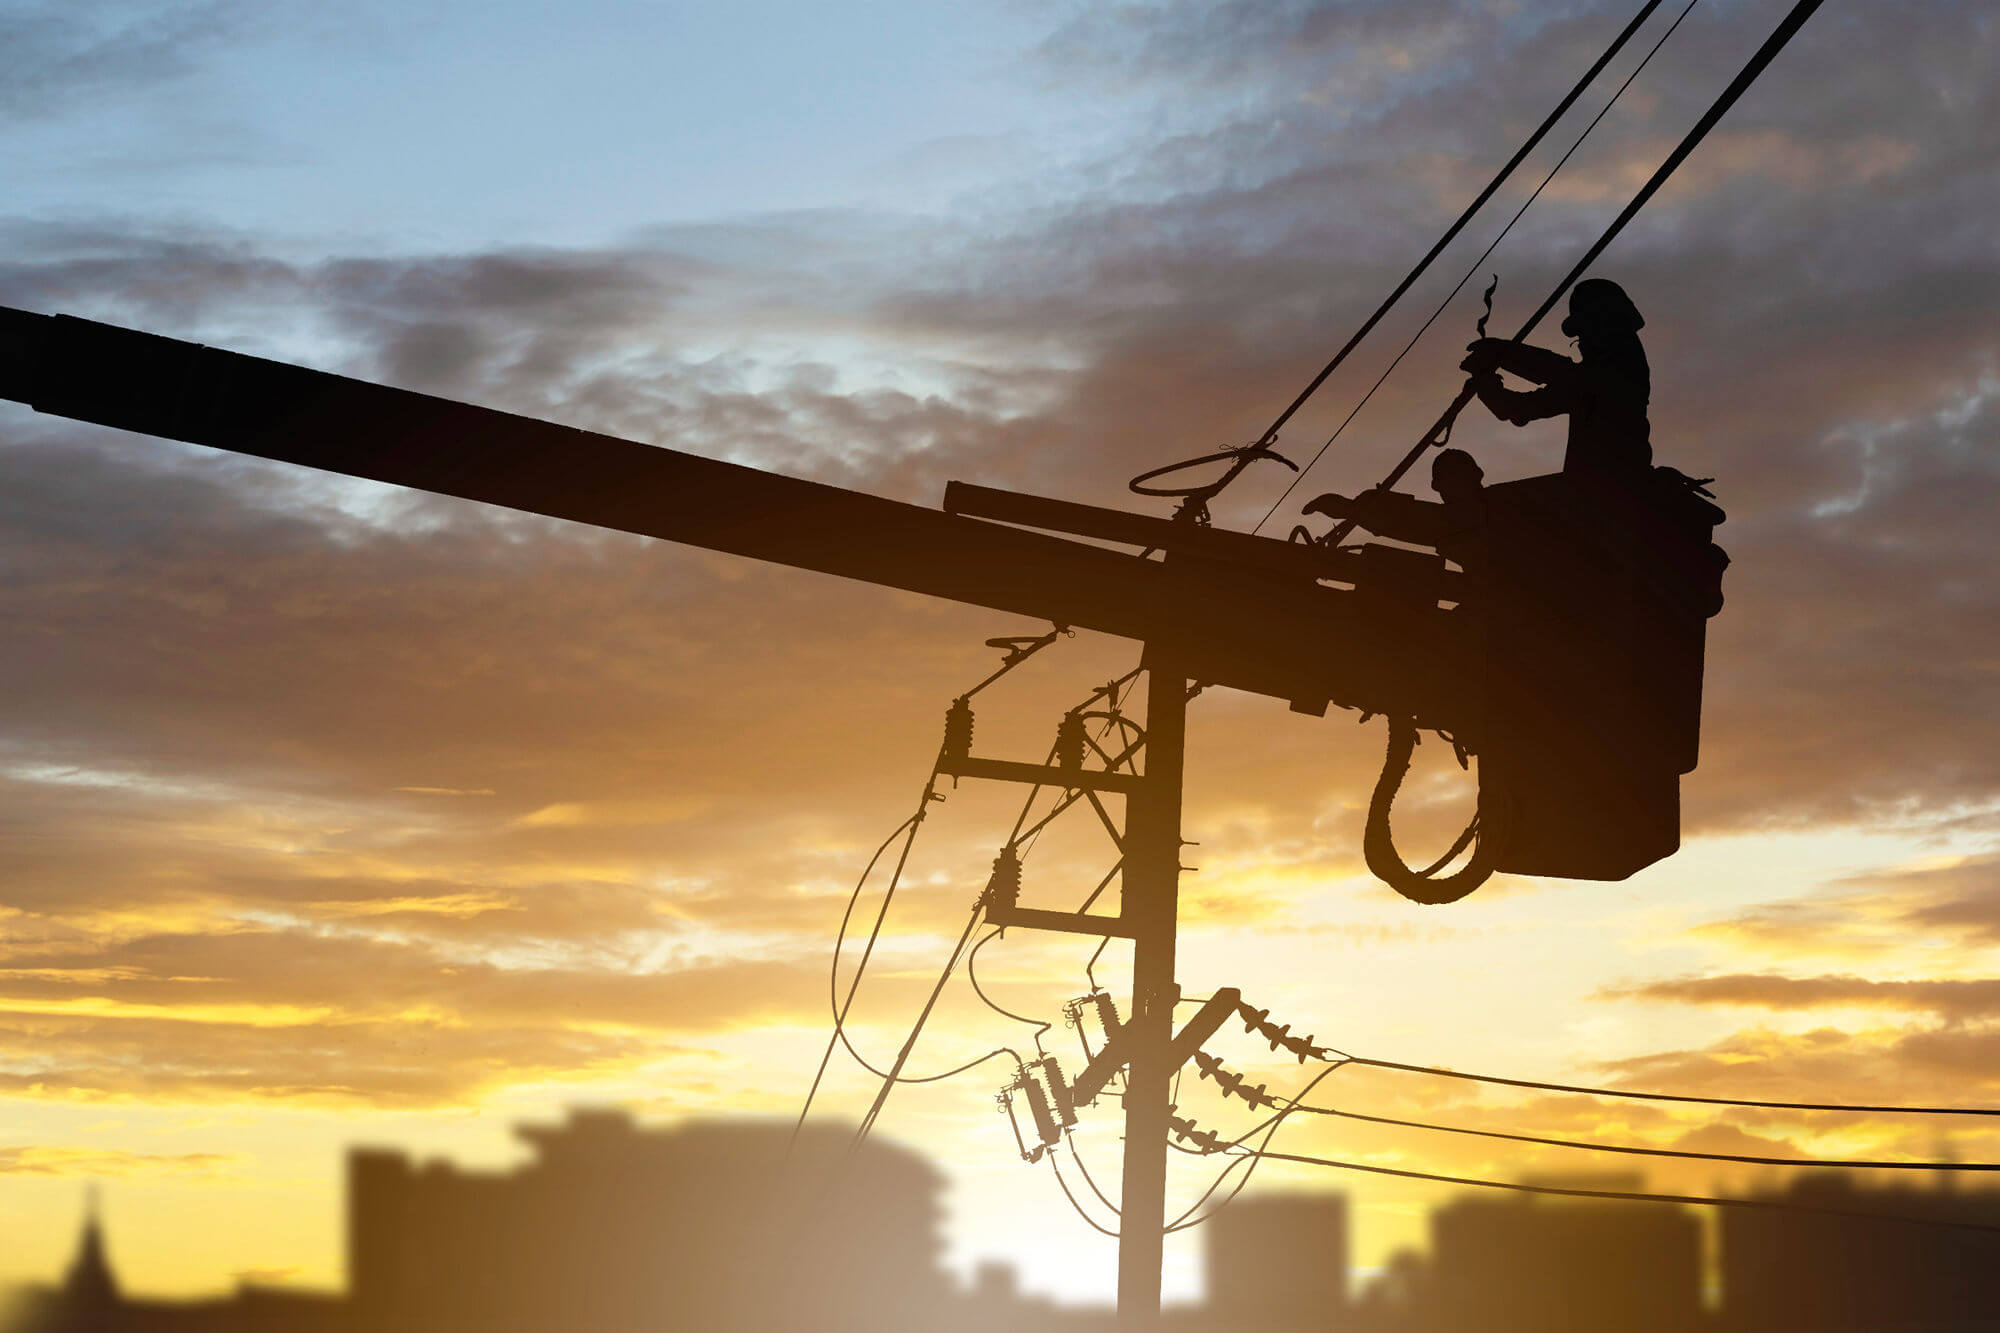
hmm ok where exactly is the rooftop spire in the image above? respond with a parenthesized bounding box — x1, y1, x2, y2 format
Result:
(61, 1185, 119, 1309)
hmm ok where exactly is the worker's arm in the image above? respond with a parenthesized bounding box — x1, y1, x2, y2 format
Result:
(1463, 338, 1577, 387)
(1303, 489, 1453, 548)
(1460, 339, 1579, 428)
(1472, 374, 1569, 427)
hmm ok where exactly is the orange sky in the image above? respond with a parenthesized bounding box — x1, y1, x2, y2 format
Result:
(1, 0, 1997, 1308)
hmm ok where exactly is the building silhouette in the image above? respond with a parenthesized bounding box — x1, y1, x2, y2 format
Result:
(1203, 1193, 1349, 1331)
(10, 1111, 947, 1333)
(1356, 1174, 1702, 1333)
(16, 1126, 2000, 1333)
(10, 1189, 344, 1333)
(350, 1108, 948, 1332)
(1718, 1174, 2000, 1331)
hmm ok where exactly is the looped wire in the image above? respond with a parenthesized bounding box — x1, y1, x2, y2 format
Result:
(1129, 443, 1297, 526)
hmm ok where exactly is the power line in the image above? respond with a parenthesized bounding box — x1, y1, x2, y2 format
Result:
(1252, 0, 1703, 534)
(1156, 1062, 1349, 1239)
(1315, 0, 1831, 544)
(1065, 1132, 1123, 1217)
(816, 799, 1020, 1087)
(848, 902, 990, 1154)
(1513, 0, 1829, 341)
(968, 926, 1054, 1047)
(1238, 1149, 2000, 1236)
(791, 810, 926, 1151)
(804, 627, 1078, 1150)
(1287, 1099, 2000, 1171)
(1246, 0, 1668, 455)
(847, 658, 1142, 1151)
(1347, 1055, 2000, 1117)
(1049, 1149, 1121, 1238)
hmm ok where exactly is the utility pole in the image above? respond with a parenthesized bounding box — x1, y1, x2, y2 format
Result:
(1116, 655, 1187, 1328)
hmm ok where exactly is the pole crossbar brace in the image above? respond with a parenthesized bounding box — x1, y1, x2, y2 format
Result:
(1071, 988, 1242, 1107)
(939, 754, 1144, 795)
(985, 904, 1141, 940)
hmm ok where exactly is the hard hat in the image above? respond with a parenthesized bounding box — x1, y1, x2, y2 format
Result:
(1561, 278, 1644, 337)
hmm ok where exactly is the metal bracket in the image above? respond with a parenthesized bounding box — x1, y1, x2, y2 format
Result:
(1070, 988, 1242, 1106)
(938, 753, 1143, 795)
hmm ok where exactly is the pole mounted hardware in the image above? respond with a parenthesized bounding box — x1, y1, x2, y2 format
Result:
(998, 1057, 1082, 1162)
(1191, 1052, 1279, 1112)
(1069, 989, 1242, 1109)
(1166, 1111, 1224, 1155)
(1238, 1002, 1329, 1063)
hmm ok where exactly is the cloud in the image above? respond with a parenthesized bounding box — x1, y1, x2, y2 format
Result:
(1608, 973, 2000, 1021)
(0, 0, 1994, 1124)
(0, 1145, 235, 1177)
(0, 3, 245, 120)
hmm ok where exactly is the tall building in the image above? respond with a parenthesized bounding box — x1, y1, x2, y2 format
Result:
(1202, 1193, 1349, 1331)
(350, 1108, 949, 1332)
(4, 1113, 947, 1333)
(1718, 1174, 2000, 1330)
(1377, 1176, 1702, 1333)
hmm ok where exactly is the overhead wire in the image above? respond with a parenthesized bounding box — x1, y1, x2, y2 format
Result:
(1512, 0, 1828, 339)
(1065, 1132, 1123, 1217)
(799, 625, 1064, 1151)
(1314, 0, 1830, 546)
(968, 926, 1054, 1052)
(1245, 0, 1668, 455)
(812, 797, 1023, 1092)
(1285, 1099, 2000, 1171)
(849, 903, 992, 1154)
(1250, 0, 1704, 534)
(1344, 1054, 2000, 1117)
(1236, 1149, 2000, 1236)
(1161, 1062, 1350, 1234)
(1048, 1149, 1122, 1239)
(791, 809, 929, 1152)
(854, 655, 1142, 1161)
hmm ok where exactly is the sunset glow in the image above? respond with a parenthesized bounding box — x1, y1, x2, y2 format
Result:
(1, 0, 1997, 1314)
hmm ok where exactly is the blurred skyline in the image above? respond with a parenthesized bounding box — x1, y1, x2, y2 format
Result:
(1, 0, 1997, 1308)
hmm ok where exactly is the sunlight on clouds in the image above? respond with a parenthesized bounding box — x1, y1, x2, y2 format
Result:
(0, 0, 1991, 1309)
(305, 893, 518, 919)
(0, 1146, 238, 1178)
(0, 996, 338, 1028)
(510, 796, 713, 829)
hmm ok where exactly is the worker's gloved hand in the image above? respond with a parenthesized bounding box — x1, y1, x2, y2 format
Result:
(1300, 492, 1352, 519)
(1459, 338, 1509, 376)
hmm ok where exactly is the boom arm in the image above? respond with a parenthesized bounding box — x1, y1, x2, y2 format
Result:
(0, 306, 1462, 722)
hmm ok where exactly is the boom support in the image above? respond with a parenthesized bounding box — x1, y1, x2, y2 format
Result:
(0, 306, 1462, 725)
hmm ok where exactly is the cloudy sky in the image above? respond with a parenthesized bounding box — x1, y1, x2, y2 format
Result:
(0, 0, 1995, 1309)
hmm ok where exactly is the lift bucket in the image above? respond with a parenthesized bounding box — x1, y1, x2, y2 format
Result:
(1475, 470, 1724, 880)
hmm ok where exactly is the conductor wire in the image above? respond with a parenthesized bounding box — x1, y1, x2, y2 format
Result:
(1251, 0, 1703, 534)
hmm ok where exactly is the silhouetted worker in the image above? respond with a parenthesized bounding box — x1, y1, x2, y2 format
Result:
(1303, 447, 1487, 563)
(1459, 277, 1652, 481)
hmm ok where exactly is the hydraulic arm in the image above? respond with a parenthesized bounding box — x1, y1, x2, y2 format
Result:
(0, 306, 1464, 726)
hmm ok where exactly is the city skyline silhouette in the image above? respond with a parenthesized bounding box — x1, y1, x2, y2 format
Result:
(14, 1108, 2000, 1332)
